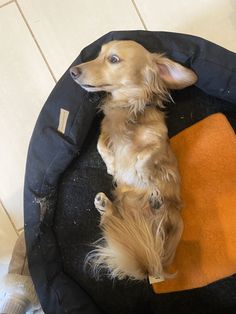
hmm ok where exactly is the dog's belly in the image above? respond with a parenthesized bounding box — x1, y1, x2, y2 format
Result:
(109, 114, 167, 189)
(113, 143, 146, 188)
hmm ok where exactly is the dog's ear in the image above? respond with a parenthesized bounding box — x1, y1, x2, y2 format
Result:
(152, 54, 198, 89)
(142, 63, 169, 105)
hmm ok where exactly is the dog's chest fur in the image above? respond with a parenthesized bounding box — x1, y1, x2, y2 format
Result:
(101, 105, 168, 188)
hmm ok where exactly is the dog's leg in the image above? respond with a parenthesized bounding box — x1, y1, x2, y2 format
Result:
(135, 147, 153, 183)
(136, 145, 180, 209)
(94, 192, 113, 215)
(135, 146, 163, 186)
(163, 208, 183, 266)
(97, 134, 115, 176)
(135, 147, 163, 207)
(135, 149, 163, 210)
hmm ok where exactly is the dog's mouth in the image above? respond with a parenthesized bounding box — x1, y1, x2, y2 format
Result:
(81, 84, 97, 88)
(80, 83, 112, 92)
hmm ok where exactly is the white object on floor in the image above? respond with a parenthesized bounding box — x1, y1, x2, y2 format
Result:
(0, 273, 40, 313)
(0, 202, 18, 277)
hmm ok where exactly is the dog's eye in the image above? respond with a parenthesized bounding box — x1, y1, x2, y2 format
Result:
(108, 55, 120, 64)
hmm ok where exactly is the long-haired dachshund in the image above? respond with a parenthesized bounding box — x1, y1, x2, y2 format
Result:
(70, 40, 197, 281)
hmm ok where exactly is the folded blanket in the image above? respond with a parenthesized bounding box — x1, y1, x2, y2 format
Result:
(153, 113, 236, 293)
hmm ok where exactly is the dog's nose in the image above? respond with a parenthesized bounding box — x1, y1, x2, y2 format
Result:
(70, 66, 82, 79)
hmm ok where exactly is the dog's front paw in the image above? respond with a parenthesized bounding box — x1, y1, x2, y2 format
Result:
(135, 153, 152, 185)
(107, 164, 115, 176)
(94, 192, 109, 214)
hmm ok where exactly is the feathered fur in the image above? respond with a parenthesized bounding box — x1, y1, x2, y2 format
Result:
(71, 40, 197, 281)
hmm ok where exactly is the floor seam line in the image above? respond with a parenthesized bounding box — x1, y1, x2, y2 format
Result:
(0, 0, 14, 9)
(131, 0, 148, 30)
(0, 199, 19, 236)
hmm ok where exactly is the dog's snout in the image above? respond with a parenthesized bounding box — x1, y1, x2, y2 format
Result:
(70, 66, 82, 79)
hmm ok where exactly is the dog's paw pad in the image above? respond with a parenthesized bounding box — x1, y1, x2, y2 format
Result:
(95, 192, 108, 213)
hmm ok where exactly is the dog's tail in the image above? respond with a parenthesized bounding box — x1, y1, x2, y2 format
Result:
(84, 195, 182, 281)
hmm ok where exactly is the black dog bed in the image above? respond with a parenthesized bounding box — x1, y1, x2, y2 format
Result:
(24, 31, 236, 314)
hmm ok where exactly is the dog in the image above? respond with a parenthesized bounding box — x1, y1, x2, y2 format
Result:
(70, 40, 197, 281)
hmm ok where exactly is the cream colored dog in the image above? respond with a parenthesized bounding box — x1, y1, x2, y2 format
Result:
(70, 40, 197, 281)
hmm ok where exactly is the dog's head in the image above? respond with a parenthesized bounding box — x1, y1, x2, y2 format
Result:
(70, 40, 197, 103)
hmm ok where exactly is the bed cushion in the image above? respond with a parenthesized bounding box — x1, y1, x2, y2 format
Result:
(153, 113, 236, 293)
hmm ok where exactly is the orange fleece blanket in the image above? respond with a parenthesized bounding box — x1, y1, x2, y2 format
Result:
(153, 113, 236, 294)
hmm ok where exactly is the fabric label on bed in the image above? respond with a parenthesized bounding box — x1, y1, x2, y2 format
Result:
(58, 108, 69, 134)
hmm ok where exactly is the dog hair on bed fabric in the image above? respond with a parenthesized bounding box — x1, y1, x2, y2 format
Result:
(70, 40, 197, 281)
